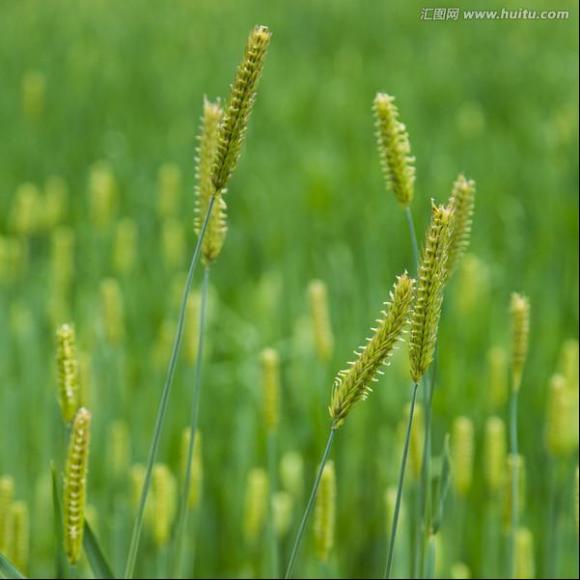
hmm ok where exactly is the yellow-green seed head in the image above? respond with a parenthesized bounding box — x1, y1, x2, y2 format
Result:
(455, 254, 490, 316)
(113, 218, 138, 275)
(129, 464, 146, 514)
(487, 346, 509, 410)
(446, 174, 476, 277)
(261, 348, 280, 432)
(450, 562, 471, 579)
(64, 407, 91, 565)
(157, 163, 182, 219)
(78, 351, 92, 409)
(280, 451, 304, 499)
(314, 461, 336, 562)
(451, 416, 475, 496)
(212, 26, 271, 193)
(109, 420, 130, 479)
(7, 501, 29, 574)
(43, 176, 68, 229)
(559, 338, 579, 390)
(89, 162, 118, 228)
(409, 203, 454, 383)
(181, 428, 203, 510)
(0, 476, 15, 554)
(510, 293, 530, 392)
(100, 278, 125, 345)
(151, 464, 177, 547)
(51, 226, 75, 290)
(308, 279, 334, 362)
(373, 93, 415, 206)
(330, 273, 415, 428)
(161, 218, 186, 271)
(484, 416, 507, 494)
(546, 374, 577, 457)
(9, 183, 41, 236)
(195, 99, 228, 265)
(21, 71, 45, 119)
(244, 468, 269, 544)
(514, 527, 535, 579)
(272, 491, 293, 538)
(56, 324, 81, 423)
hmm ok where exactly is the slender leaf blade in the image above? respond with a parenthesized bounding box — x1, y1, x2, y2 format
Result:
(83, 521, 116, 579)
(0, 553, 26, 579)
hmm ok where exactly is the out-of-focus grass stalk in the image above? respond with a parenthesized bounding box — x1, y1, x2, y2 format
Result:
(284, 429, 335, 579)
(509, 389, 519, 578)
(173, 265, 211, 577)
(124, 196, 216, 580)
(267, 431, 280, 577)
(385, 382, 419, 579)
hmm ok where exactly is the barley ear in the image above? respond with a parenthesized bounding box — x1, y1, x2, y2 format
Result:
(56, 324, 81, 423)
(64, 407, 91, 565)
(330, 273, 415, 428)
(514, 527, 535, 579)
(308, 279, 334, 362)
(313, 461, 336, 562)
(409, 202, 454, 383)
(195, 98, 227, 265)
(212, 25, 271, 194)
(373, 93, 415, 207)
(510, 293, 530, 392)
(446, 174, 476, 277)
(484, 416, 507, 494)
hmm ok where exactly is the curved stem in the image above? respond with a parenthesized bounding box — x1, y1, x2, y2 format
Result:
(173, 265, 211, 577)
(285, 429, 336, 579)
(404, 206, 420, 274)
(509, 389, 519, 579)
(123, 195, 216, 580)
(385, 382, 419, 579)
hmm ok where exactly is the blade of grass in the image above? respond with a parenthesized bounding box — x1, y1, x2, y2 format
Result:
(384, 382, 419, 579)
(51, 462, 68, 580)
(0, 553, 26, 579)
(84, 521, 116, 579)
(124, 196, 216, 580)
(172, 265, 210, 577)
(431, 434, 451, 535)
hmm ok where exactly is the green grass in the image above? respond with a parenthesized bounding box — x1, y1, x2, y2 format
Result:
(0, 0, 578, 578)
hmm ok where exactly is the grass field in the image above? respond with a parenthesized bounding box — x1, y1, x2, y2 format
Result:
(0, 0, 578, 578)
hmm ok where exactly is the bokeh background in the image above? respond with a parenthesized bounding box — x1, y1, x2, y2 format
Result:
(0, 0, 578, 578)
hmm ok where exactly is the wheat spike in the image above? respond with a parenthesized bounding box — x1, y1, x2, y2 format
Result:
(446, 174, 476, 277)
(56, 324, 81, 423)
(64, 407, 91, 564)
(510, 293, 530, 391)
(0, 476, 15, 554)
(308, 279, 334, 362)
(451, 416, 475, 496)
(373, 93, 415, 206)
(546, 374, 577, 456)
(484, 416, 507, 494)
(409, 203, 454, 383)
(244, 468, 269, 543)
(212, 25, 271, 193)
(195, 98, 228, 265)
(261, 347, 280, 432)
(330, 273, 415, 428)
(514, 527, 535, 579)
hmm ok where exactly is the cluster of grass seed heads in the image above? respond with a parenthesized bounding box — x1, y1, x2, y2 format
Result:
(63, 407, 91, 565)
(409, 203, 454, 383)
(212, 25, 271, 194)
(56, 324, 80, 423)
(373, 93, 415, 207)
(510, 292, 530, 392)
(446, 174, 476, 277)
(329, 273, 415, 429)
(195, 98, 227, 265)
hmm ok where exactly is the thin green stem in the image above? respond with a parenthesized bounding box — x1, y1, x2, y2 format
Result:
(285, 428, 336, 579)
(404, 206, 420, 273)
(123, 195, 216, 580)
(509, 389, 519, 579)
(267, 430, 280, 578)
(172, 265, 211, 578)
(385, 382, 419, 579)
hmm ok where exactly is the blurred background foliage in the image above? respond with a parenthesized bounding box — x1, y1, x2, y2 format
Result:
(0, 0, 578, 578)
